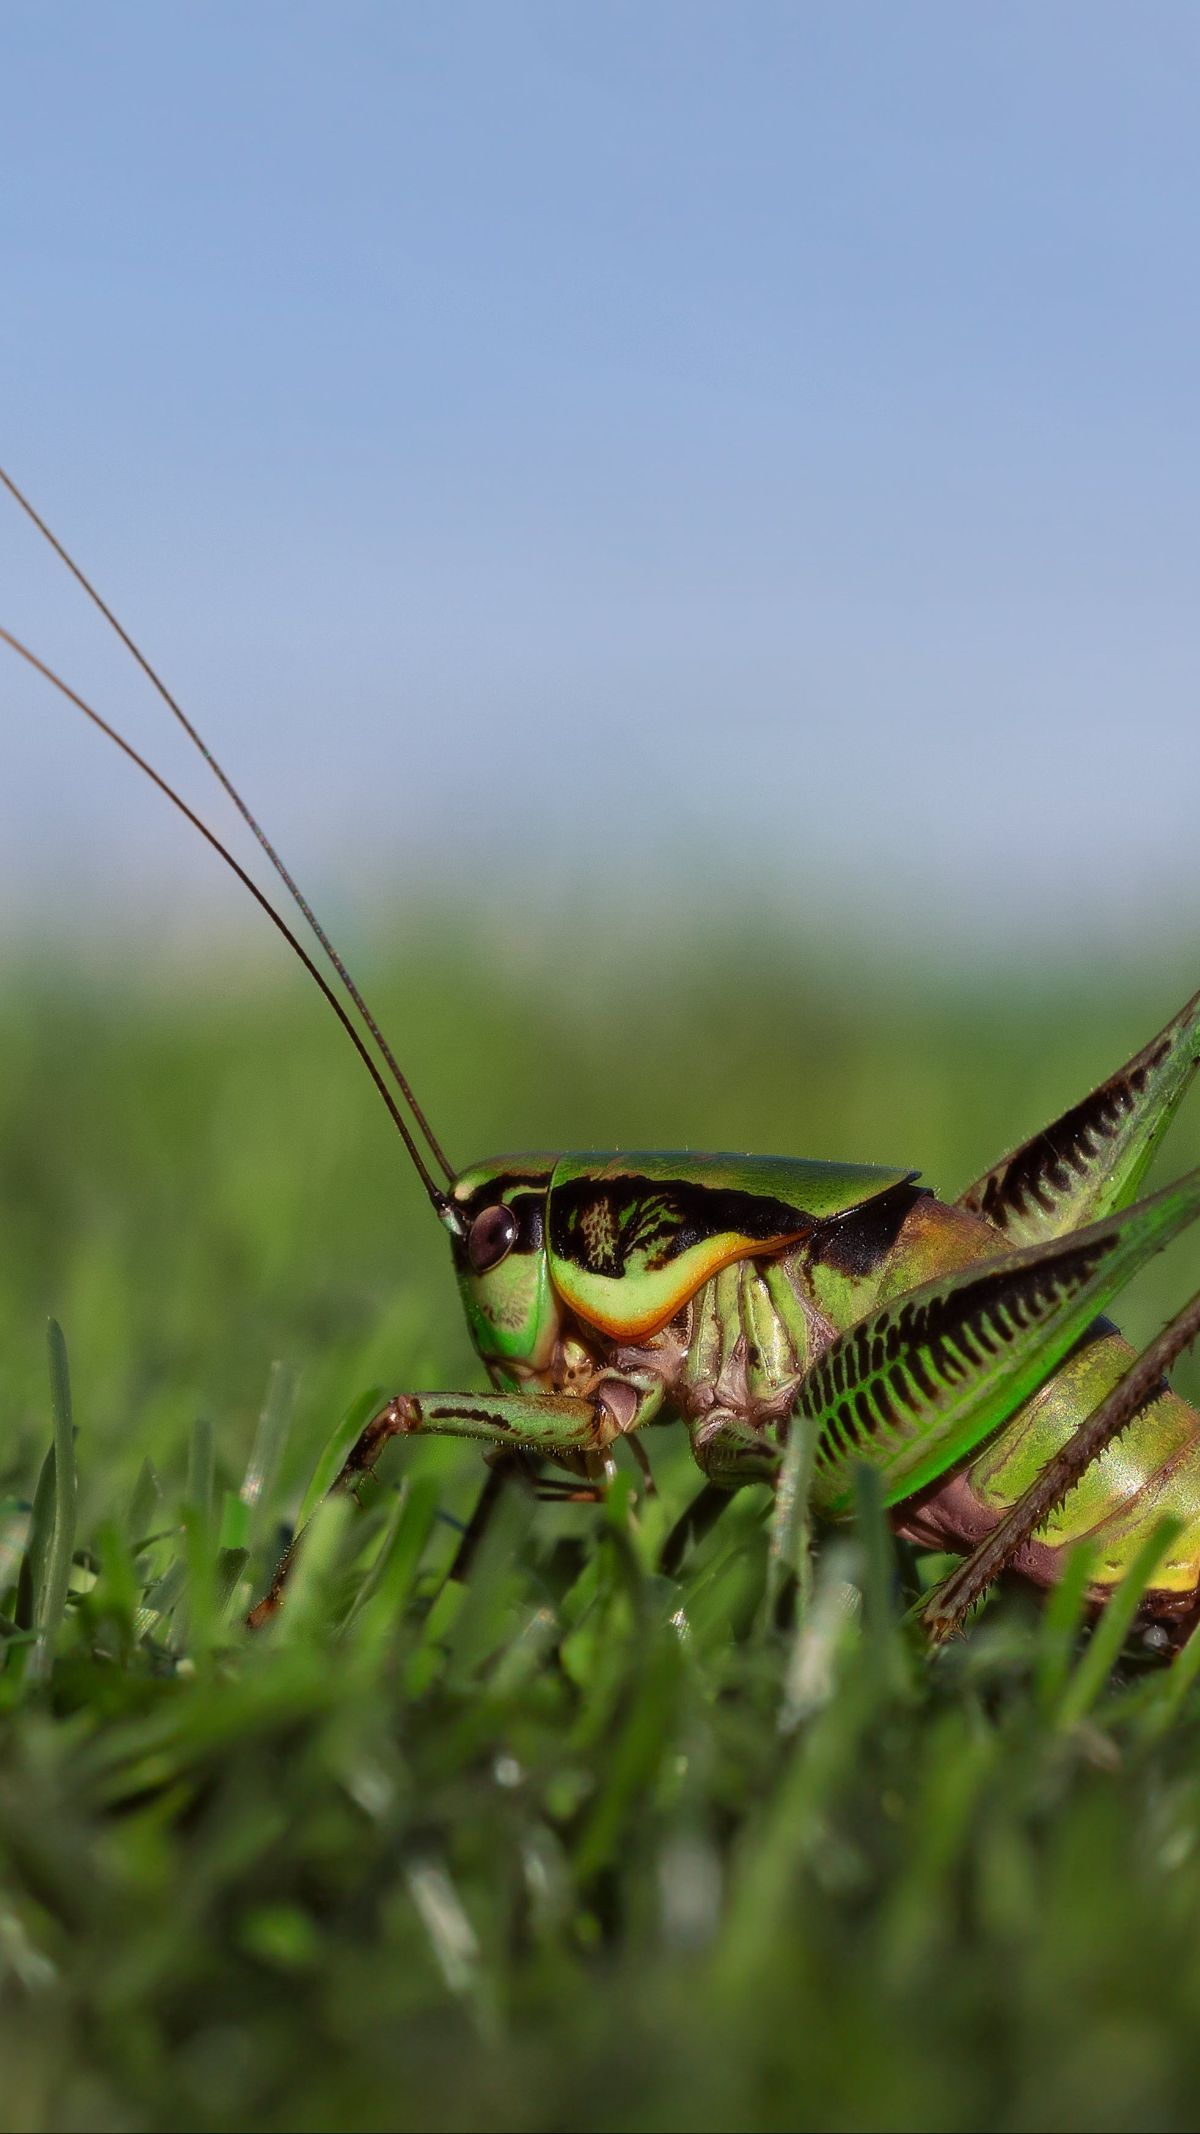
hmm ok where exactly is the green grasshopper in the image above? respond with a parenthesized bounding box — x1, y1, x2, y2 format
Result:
(7, 468, 1200, 1645)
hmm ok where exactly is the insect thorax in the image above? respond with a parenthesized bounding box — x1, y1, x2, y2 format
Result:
(541, 1248, 825, 1440)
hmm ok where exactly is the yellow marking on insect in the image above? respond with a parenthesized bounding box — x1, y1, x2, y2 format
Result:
(553, 1227, 805, 1342)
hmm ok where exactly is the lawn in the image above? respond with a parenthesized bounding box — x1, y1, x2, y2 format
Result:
(3, 920, 1200, 2132)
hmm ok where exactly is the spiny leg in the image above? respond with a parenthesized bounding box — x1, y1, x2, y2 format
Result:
(922, 1284, 1200, 1646)
(958, 986, 1200, 1246)
(247, 1387, 615, 1627)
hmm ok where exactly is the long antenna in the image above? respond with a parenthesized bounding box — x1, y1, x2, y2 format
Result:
(0, 465, 454, 1183)
(0, 624, 460, 1229)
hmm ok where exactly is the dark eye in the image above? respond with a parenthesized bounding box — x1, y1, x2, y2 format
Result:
(467, 1203, 519, 1273)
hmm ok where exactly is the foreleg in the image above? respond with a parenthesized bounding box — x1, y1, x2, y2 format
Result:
(248, 1388, 615, 1626)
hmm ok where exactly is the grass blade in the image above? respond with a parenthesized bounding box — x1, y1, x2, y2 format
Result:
(1034, 1538, 1098, 1716)
(1057, 1517, 1183, 1730)
(344, 1475, 440, 1656)
(27, 1319, 78, 1684)
(126, 1456, 163, 1546)
(188, 1417, 215, 1537)
(296, 1384, 383, 1530)
(240, 1360, 296, 1543)
(1144, 1604, 1200, 1734)
(854, 1462, 910, 1699)
(764, 1416, 818, 1628)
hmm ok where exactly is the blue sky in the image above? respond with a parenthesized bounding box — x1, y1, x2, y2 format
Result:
(3, 4, 1199, 959)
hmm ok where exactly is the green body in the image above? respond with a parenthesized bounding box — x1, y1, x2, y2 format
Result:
(380, 987, 1200, 1625)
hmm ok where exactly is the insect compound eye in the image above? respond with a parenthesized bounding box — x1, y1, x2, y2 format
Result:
(467, 1202, 520, 1274)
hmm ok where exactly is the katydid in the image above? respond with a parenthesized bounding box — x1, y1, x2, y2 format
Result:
(6, 467, 1200, 1648)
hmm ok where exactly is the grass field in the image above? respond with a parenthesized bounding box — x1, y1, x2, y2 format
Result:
(4, 921, 1200, 2132)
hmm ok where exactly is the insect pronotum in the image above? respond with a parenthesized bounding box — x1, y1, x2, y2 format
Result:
(6, 466, 1200, 1647)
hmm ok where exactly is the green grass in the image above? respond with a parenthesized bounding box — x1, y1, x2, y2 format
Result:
(4, 926, 1200, 2132)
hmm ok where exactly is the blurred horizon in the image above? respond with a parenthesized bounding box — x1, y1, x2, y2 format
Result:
(4, 4, 1200, 966)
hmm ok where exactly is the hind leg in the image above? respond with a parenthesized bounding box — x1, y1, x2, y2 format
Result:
(958, 986, 1200, 1245)
(922, 1284, 1200, 1645)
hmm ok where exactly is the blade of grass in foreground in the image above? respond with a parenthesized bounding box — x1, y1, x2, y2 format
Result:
(1033, 1538, 1098, 1717)
(240, 1359, 297, 1547)
(1141, 1603, 1200, 1737)
(343, 1474, 441, 1661)
(763, 1415, 818, 1629)
(26, 1319, 78, 1685)
(854, 1462, 911, 1701)
(1056, 1516, 1183, 1731)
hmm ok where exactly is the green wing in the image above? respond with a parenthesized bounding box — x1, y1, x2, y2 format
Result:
(802, 1167, 1200, 1514)
(548, 1151, 914, 1340)
(958, 988, 1200, 1246)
